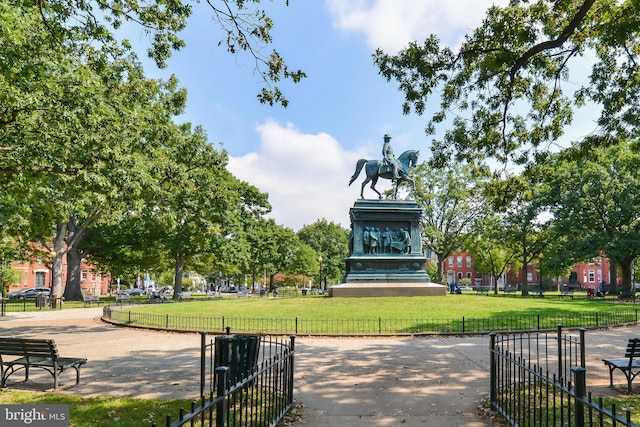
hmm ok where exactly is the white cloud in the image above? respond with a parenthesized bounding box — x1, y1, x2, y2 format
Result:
(326, 0, 508, 53)
(227, 121, 402, 231)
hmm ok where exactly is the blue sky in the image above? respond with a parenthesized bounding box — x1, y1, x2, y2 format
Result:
(128, 0, 517, 230)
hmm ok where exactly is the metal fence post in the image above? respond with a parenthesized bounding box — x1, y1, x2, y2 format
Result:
(200, 331, 206, 399)
(579, 328, 586, 368)
(572, 367, 586, 427)
(489, 333, 497, 408)
(215, 367, 228, 427)
(557, 324, 563, 381)
(288, 335, 296, 405)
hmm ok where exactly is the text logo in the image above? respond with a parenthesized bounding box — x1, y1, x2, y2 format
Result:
(0, 405, 69, 427)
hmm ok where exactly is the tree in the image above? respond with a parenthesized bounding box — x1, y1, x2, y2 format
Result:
(500, 178, 556, 296)
(374, 0, 640, 170)
(132, 124, 268, 298)
(413, 161, 488, 284)
(23, 0, 305, 107)
(297, 219, 349, 288)
(286, 244, 319, 285)
(239, 218, 296, 289)
(544, 139, 640, 293)
(0, 236, 25, 297)
(1, 4, 192, 299)
(467, 215, 520, 294)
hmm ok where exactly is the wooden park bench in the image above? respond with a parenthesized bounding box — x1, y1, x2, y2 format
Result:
(475, 286, 490, 295)
(602, 338, 640, 393)
(560, 289, 574, 298)
(0, 337, 87, 389)
(115, 293, 131, 304)
(619, 291, 636, 302)
(178, 292, 193, 301)
(82, 295, 103, 307)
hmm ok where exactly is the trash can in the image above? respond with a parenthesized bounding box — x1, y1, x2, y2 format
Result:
(36, 293, 47, 308)
(302, 288, 307, 296)
(214, 334, 261, 387)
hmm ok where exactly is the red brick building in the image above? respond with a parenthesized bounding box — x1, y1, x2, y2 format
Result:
(445, 251, 616, 290)
(9, 254, 110, 296)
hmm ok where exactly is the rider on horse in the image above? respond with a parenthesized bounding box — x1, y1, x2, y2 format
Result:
(382, 134, 405, 179)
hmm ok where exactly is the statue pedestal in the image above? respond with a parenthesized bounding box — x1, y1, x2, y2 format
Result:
(329, 282, 445, 297)
(335, 199, 446, 297)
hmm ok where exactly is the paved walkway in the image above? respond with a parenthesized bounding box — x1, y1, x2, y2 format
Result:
(0, 308, 637, 426)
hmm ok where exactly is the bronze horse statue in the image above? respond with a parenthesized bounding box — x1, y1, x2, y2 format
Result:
(348, 150, 419, 199)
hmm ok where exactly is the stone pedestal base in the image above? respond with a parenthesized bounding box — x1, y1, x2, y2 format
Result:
(329, 282, 447, 298)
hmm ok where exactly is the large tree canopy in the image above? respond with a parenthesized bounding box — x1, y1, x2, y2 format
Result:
(297, 219, 349, 288)
(543, 139, 640, 292)
(21, 0, 305, 106)
(374, 0, 640, 168)
(413, 161, 489, 284)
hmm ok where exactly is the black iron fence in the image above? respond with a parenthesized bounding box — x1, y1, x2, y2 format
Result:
(153, 331, 295, 427)
(0, 297, 63, 315)
(489, 326, 638, 426)
(102, 305, 639, 335)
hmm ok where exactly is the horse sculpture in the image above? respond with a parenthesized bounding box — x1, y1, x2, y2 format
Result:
(348, 150, 419, 199)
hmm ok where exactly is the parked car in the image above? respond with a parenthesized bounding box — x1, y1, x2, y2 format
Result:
(8, 288, 51, 300)
(127, 288, 145, 296)
(458, 286, 473, 292)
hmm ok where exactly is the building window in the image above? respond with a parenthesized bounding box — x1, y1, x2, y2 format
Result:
(466, 272, 472, 279)
(35, 272, 46, 288)
(527, 272, 533, 282)
(588, 270, 595, 282)
(81, 270, 88, 282)
(457, 272, 462, 280)
(457, 256, 462, 267)
(466, 256, 472, 267)
(448, 257, 453, 267)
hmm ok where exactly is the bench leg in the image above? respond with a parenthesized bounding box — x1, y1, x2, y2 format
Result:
(75, 365, 82, 385)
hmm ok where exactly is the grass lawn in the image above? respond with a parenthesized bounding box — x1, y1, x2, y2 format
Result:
(104, 293, 639, 334)
(129, 293, 636, 319)
(0, 390, 192, 427)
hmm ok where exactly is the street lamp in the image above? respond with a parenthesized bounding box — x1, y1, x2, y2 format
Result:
(318, 256, 323, 291)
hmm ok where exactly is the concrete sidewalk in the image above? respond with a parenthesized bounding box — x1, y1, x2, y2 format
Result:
(0, 308, 637, 426)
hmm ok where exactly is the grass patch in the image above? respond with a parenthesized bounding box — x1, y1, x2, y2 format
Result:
(0, 390, 192, 427)
(130, 294, 634, 318)
(106, 294, 639, 334)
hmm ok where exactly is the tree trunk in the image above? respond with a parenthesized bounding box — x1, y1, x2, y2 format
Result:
(436, 253, 445, 284)
(521, 246, 529, 296)
(619, 257, 635, 293)
(50, 223, 67, 299)
(63, 245, 85, 300)
(173, 254, 185, 299)
(609, 260, 619, 294)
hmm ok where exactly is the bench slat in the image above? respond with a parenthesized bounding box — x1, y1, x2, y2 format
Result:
(0, 337, 86, 389)
(602, 338, 640, 393)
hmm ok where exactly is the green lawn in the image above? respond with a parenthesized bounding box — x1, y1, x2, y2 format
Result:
(0, 391, 192, 427)
(105, 293, 639, 335)
(130, 293, 635, 318)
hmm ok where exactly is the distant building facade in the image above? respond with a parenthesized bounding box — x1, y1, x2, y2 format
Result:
(442, 250, 616, 290)
(9, 253, 110, 296)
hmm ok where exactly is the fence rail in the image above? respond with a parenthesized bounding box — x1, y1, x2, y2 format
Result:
(489, 327, 639, 426)
(155, 332, 295, 427)
(102, 305, 639, 335)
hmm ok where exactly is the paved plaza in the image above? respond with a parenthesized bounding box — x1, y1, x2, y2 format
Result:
(0, 307, 637, 426)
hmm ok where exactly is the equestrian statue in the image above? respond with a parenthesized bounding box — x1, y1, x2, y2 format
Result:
(348, 134, 419, 199)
